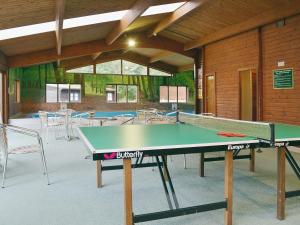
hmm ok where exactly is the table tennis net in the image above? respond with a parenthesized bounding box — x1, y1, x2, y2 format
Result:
(178, 112, 274, 141)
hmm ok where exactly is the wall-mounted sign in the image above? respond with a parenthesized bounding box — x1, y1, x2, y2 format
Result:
(273, 68, 294, 89)
(277, 60, 285, 67)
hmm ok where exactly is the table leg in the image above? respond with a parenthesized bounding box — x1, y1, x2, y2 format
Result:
(124, 158, 133, 225)
(199, 153, 205, 177)
(96, 160, 102, 188)
(163, 156, 169, 182)
(250, 148, 255, 172)
(225, 150, 233, 225)
(277, 147, 286, 220)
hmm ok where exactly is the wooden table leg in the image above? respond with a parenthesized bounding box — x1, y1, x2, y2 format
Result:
(250, 148, 255, 172)
(277, 147, 286, 220)
(124, 158, 133, 225)
(225, 150, 233, 225)
(199, 153, 205, 177)
(96, 160, 102, 188)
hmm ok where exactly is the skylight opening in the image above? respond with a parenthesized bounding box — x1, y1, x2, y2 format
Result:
(0, 21, 55, 41)
(63, 10, 128, 29)
(0, 2, 186, 41)
(142, 2, 186, 16)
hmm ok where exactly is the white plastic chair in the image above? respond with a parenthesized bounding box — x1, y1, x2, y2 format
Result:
(38, 111, 64, 143)
(0, 124, 50, 188)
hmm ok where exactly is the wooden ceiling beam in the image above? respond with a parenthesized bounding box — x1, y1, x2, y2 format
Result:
(178, 63, 194, 72)
(8, 33, 196, 68)
(149, 51, 173, 63)
(0, 51, 8, 71)
(55, 0, 65, 67)
(148, 0, 208, 37)
(123, 51, 178, 74)
(62, 51, 178, 74)
(92, 52, 103, 61)
(106, 0, 154, 45)
(185, 0, 300, 50)
(55, 0, 65, 56)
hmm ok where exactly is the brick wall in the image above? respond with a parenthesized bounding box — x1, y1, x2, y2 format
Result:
(204, 14, 300, 125)
(262, 16, 300, 125)
(204, 30, 259, 119)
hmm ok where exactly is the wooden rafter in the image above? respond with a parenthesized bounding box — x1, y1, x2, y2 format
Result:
(61, 51, 178, 74)
(148, 0, 208, 37)
(149, 51, 173, 63)
(0, 51, 8, 71)
(8, 33, 196, 68)
(55, 0, 65, 56)
(106, 0, 154, 45)
(185, 0, 300, 50)
(92, 52, 103, 61)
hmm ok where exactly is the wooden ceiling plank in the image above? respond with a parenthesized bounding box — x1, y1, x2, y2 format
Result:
(55, 0, 65, 56)
(149, 51, 173, 63)
(106, 0, 155, 45)
(178, 63, 194, 72)
(148, 0, 209, 37)
(8, 33, 196, 68)
(185, 0, 300, 49)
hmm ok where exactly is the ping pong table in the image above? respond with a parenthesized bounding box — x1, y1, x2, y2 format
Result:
(78, 112, 300, 225)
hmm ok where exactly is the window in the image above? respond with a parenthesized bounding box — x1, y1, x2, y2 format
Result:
(159, 86, 168, 103)
(96, 60, 121, 74)
(66, 65, 93, 74)
(58, 84, 69, 102)
(160, 86, 188, 103)
(15, 80, 20, 103)
(106, 85, 138, 103)
(127, 85, 138, 103)
(70, 84, 81, 102)
(117, 85, 127, 103)
(46, 84, 81, 103)
(106, 85, 117, 103)
(46, 84, 58, 103)
(149, 68, 172, 77)
(122, 60, 147, 75)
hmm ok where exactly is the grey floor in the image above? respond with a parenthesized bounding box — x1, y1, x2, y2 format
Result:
(0, 119, 299, 225)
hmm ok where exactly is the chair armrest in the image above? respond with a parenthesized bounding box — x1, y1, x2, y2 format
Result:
(4, 124, 40, 138)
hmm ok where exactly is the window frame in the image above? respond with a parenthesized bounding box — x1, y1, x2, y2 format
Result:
(106, 84, 138, 103)
(159, 85, 188, 103)
(45, 83, 82, 103)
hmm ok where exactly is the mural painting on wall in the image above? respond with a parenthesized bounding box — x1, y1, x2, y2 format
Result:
(9, 61, 195, 117)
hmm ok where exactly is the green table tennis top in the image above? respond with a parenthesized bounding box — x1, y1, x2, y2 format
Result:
(78, 124, 259, 153)
(275, 123, 300, 141)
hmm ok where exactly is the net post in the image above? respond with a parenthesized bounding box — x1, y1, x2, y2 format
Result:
(176, 110, 180, 123)
(269, 123, 275, 146)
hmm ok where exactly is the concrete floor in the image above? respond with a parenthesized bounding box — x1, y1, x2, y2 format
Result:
(0, 119, 299, 225)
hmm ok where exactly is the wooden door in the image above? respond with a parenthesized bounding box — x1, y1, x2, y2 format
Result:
(239, 70, 256, 121)
(205, 74, 216, 114)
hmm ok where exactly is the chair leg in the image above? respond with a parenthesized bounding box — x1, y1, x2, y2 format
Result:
(1, 154, 8, 188)
(46, 127, 49, 144)
(39, 141, 50, 185)
(184, 154, 187, 169)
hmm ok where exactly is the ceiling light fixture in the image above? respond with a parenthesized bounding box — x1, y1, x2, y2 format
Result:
(128, 39, 136, 47)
